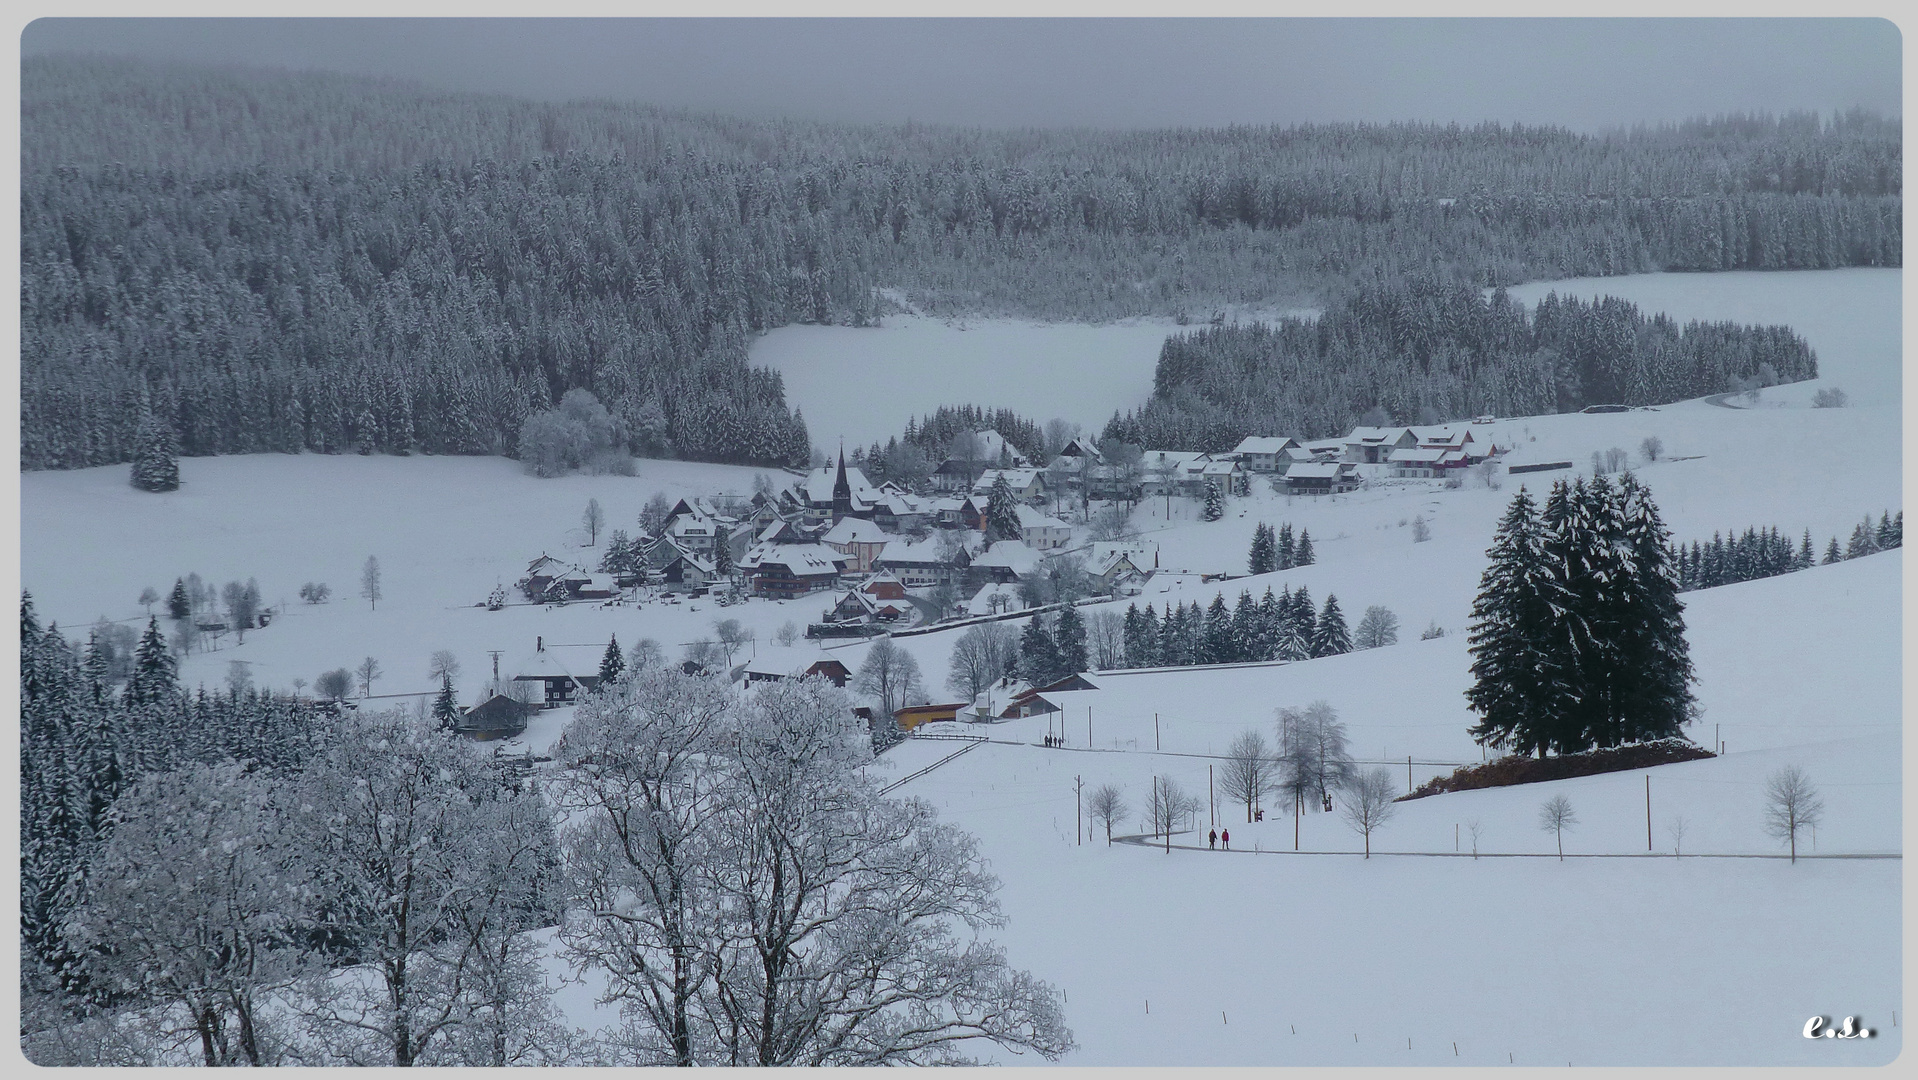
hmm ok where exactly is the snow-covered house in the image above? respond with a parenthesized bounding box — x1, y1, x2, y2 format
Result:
(872, 491, 935, 533)
(456, 693, 531, 740)
(1015, 504, 1074, 551)
(828, 587, 912, 624)
(790, 452, 882, 524)
(972, 468, 1049, 504)
(1342, 426, 1421, 464)
(1284, 461, 1364, 495)
(1229, 436, 1301, 473)
(659, 551, 717, 591)
(1085, 540, 1158, 595)
(822, 516, 893, 574)
(1412, 426, 1489, 463)
(968, 539, 1042, 587)
(874, 535, 971, 589)
(1139, 450, 1210, 496)
(749, 544, 846, 599)
(736, 647, 852, 688)
(510, 638, 599, 709)
(661, 500, 719, 556)
(933, 429, 1032, 492)
(1386, 446, 1470, 478)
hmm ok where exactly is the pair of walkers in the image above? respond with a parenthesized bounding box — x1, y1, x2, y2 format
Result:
(1207, 828, 1231, 850)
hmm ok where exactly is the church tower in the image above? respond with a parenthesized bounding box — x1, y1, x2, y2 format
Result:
(832, 444, 853, 522)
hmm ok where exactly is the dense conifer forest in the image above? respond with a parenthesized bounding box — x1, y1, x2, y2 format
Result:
(21, 55, 1901, 469)
(1103, 278, 1823, 450)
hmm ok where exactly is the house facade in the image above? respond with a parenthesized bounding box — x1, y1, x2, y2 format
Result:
(1284, 461, 1364, 495)
(750, 544, 846, 598)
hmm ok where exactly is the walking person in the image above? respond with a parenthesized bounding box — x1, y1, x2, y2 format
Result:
(1221, 828, 1230, 850)
(1208, 828, 1217, 850)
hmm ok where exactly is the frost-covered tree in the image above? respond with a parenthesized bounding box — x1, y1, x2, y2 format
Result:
(428, 649, 462, 686)
(1201, 479, 1224, 521)
(63, 762, 305, 1066)
(712, 619, 752, 667)
(432, 673, 459, 732)
(355, 655, 382, 697)
(1340, 767, 1398, 858)
(705, 676, 1072, 1065)
(1293, 528, 1315, 566)
(638, 493, 674, 539)
(292, 711, 559, 1066)
(1053, 604, 1088, 675)
(583, 498, 605, 545)
(315, 668, 353, 701)
(985, 474, 1022, 544)
(1411, 514, 1431, 542)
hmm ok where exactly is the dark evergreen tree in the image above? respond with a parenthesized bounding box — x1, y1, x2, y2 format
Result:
(125, 616, 177, 705)
(432, 674, 459, 733)
(1310, 593, 1351, 657)
(166, 578, 191, 621)
(129, 408, 180, 492)
(1465, 488, 1552, 754)
(1276, 523, 1296, 569)
(1202, 480, 1224, 521)
(1255, 586, 1283, 661)
(986, 475, 1023, 544)
(1132, 603, 1163, 668)
(1202, 594, 1236, 664)
(1231, 590, 1262, 662)
(1824, 536, 1843, 564)
(711, 525, 735, 578)
(1876, 511, 1895, 549)
(1019, 616, 1062, 685)
(1248, 522, 1276, 575)
(599, 635, 626, 684)
(1609, 473, 1697, 746)
(1054, 605, 1088, 676)
(1798, 529, 1816, 570)
(1294, 529, 1315, 566)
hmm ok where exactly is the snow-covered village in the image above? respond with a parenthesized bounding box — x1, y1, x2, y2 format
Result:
(13, 19, 1905, 1071)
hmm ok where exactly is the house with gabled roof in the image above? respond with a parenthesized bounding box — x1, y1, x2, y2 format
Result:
(736, 646, 853, 688)
(1229, 436, 1301, 473)
(510, 637, 599, 709)
(1343, 426, 1421, 464)
(750, 544, 846, 599)
(1284, 461, 1364, 494)
(875, 535, 970, 589)
(822, 516, 893, 574)
(1015, 504, 1073, 551)
(972, 468, 1049, 504)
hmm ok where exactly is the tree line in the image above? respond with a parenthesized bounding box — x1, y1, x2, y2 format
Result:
(23, 55, 1899, 472)
(1670, 510, 1901, 591)
(1103, 277, 1822, 451)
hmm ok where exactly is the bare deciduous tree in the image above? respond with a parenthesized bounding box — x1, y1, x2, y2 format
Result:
(1339, 768, 1399, 858)
(355, 655, 382, 697)
(1466, 818, 1484, 859)
(854, 637, 923, 719)
(1667, 816, 1689, 856)
(1353, 606, 1399, 649)
(1763, 765, 1824, 864)
(1087, 784, 1128, 845)
(1219, 730, 1274, 823)
(772, 621, 800, 647)
(428, 649, 462, 686)
(315, 668, 353, 701)
(1639, 435, 1664, 462)
(582, 498, 605, 545)
(1144, 776, 1203, 853)
(1276, 701, 1355, 813)
(1539, 794, 1577, 860)
(945, 622, 1019, 701)
(360, 556, 382, 611)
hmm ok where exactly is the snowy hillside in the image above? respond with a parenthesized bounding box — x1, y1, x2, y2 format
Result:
(16, 268, 1902, 1066)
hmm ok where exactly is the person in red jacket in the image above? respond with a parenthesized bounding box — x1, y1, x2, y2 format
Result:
(1220, 828, 1230, 850)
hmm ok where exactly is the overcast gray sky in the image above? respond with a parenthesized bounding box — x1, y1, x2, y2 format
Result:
(20, 17, 1902, 131)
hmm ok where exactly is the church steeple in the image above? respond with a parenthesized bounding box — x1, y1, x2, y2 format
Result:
(832, 442, 852, 521)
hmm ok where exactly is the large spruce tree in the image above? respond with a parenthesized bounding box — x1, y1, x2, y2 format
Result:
(1465, 487, 1550, 753)
(129, 409, 180, 492)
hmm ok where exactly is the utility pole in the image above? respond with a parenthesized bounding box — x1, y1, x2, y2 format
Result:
(1294, 790, 1301, 851)
(1408, 754, 1413, 793)
(1155, 712, 1161, 751)
(1088, 706, 1093, 748)
(1645, 775, 1652, 851)
(1076, 775, 1083, 846)
(1209, 764, 1215, 828)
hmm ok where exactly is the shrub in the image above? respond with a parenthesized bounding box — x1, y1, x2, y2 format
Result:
(1399, 739, 1714, 801)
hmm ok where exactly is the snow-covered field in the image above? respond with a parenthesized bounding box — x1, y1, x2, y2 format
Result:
(751, 313, 1185, 449)
(16, 268, 1902, 1065)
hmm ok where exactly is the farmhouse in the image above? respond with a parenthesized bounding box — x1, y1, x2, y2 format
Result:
(455, 693, 531, 741)
(827, 586, 911, 624)
(968, 539, 1042, 587)
(1343, 426, 1421, 464)
(1229, 435, 1301, 473)
(511, 639, 599, 709)
(750, 544, 846, 599)
(736, 646, 853, 688)
(972, 468, 1049, 504)
(932, 429, 1032, 492)
(875, 535, 970, 588)
(1386, 446, 1470, 478)
(1015, 504, 1074, 551)
(1284, 461, 1364, 495)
